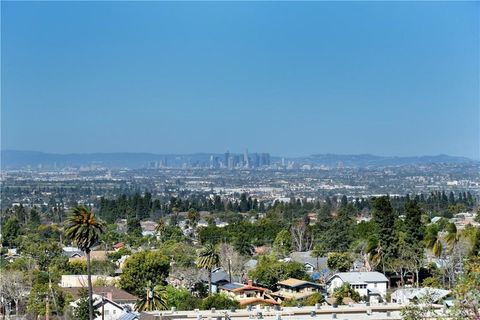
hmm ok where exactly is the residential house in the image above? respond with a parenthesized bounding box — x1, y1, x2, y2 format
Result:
(219, 280, 279, 307)
(271, 278, 324, 302)
(327, 272, 388, 303)
(113, 242, 125, 251)
(68, 250, 108, 263)
(201, 268, 241, 294)
(62, 286, 137, 307)
(69, 293, 130, 320)
(288, 251, 329, 277)
(391, 287, 451, 304)
(140, 220, 157, 237)
(62, 246, 108, 262)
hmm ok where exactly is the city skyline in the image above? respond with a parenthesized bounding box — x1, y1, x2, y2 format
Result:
(2, 2, 479, 158)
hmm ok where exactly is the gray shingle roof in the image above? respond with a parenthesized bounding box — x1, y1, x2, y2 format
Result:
(289, 251, 328, 270)
(331, 272, 388, 284)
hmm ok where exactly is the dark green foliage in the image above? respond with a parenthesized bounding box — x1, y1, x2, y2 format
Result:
(120, 251, 170, 296)
(73, 288, 100, 320)
(327, 252, 353, 272)
(165, 285, 200, 310)
(333, 283, 361, 305)
(197, 218, 287, 247)
(404, 200, 424, 243)
(127, 217, 142, 237)
(200, 294, 240, 310)
(29, 208, 41, 227)
(2, 216, 21, 247)
(27, 271, 67, 318)
(248, 255, 308, 288)
(372, 196, 397, 267)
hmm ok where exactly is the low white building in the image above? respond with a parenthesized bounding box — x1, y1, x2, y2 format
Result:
(327, 272, 389, 303)
(391, 287, 451, 304)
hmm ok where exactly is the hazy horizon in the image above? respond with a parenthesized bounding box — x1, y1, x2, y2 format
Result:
(2, 2, 479, 159)
(2, 149, 478, 161)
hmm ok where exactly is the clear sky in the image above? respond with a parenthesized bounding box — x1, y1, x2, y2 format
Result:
(2, 1, 479, 158)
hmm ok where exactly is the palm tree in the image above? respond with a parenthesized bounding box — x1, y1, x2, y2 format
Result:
(366, 236, 384, 272)
(445, 223, 459, 252)
(135, 281, 167, 312)
(65, 206, 105, 320)
(155, 219, 167, 241)
(425, 227, 443, 258)
(196, 243, 220, 295)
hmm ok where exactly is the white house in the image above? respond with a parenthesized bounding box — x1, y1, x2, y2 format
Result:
(70, 294, 129, 320)
(391, 287, 451, 304)
(327, 272, 389, 303)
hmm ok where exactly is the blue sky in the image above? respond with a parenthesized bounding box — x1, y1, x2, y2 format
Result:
(2, 2, 479, 158)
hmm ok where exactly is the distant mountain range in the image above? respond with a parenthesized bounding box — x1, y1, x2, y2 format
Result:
(300, 153, 477, 168)
(1, 150, 477, 169)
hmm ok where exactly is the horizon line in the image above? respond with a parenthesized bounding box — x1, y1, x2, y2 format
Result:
(2, 149, 478, 161)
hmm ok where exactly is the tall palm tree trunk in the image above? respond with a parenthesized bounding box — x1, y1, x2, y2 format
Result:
(208, 268, 212, 296)
(86, 249, 94, 320)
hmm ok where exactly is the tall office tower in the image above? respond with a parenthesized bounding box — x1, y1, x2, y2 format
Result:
(224, 151, 230, 168)
(244, 149, 250, 168)
(253, 153, 260, 168)
(210, 155, 215, 168)
(228, 155, 235, 169)
(260, 153, 270, 166)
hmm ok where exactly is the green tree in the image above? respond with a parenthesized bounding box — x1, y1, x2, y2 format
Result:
(73, 288, 100, 320)
(327, 252, 353, 272)
(311, 244, 327, 271)
(333, 283, 360, 305)
(272, 230, 292, 258)
(451, 257, 480, 319)
(135, 281, 168, 312)
(29, 208, 41, 227)
(425, 224, 443, 258)
(200, 293, 240, 310)
(165, 285, 200, 311)
(119, 250, 170, 297)
(372, 197, 396, 272)
(27, 272, 67, 319)
(445, 223, 459, 252)
(127, 217, 142, 238)
(2, 216, 21, 247)
(196, 243, 220, 295)
(64, 206, 105, 320)
(248, 255, 308, 288)
(187, 208, 200, 228)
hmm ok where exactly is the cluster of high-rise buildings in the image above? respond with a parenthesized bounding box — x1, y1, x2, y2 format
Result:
(210, 150, 270, 169)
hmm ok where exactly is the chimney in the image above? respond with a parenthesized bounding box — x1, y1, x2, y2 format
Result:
(247, 280, 253, 287)
(106, 291, 113, 301)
